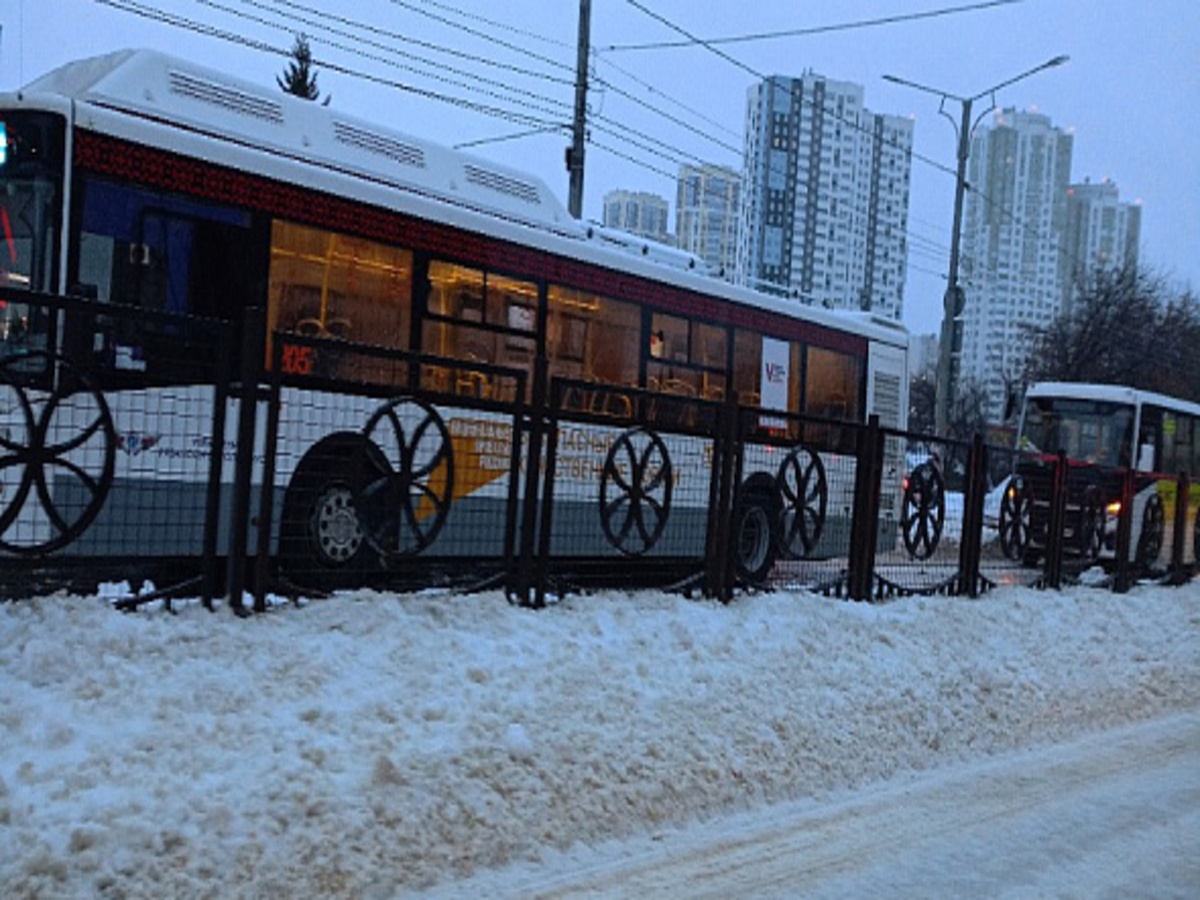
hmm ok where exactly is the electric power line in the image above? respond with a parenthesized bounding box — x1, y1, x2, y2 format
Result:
(199, 0, 575, 121)
(606, 0, 1024, 52)
(257, 0, 575, 87)
(97, 0, 564, 132)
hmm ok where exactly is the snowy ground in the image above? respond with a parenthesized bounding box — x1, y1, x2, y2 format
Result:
(1, 577, 1197, 898)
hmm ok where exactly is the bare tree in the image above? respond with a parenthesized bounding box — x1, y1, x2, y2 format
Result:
(1021, 265, 1200, 402)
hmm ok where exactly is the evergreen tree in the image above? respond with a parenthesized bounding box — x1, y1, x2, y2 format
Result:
(277, 34, 321, 101)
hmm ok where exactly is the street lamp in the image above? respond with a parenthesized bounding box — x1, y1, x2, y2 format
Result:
(884, 55, 1068, 436)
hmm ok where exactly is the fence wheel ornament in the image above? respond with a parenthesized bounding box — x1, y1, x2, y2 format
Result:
(998, 476, 1032, 561)
(359, 397, 454, 559)
(599, 426, 672, 556)
(901, 460, 945, 559)
(775, 445, 827, 558)
(0, 353, 116, 554)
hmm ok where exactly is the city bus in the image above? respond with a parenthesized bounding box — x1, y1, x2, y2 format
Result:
(1005, 381, 1200, 569)
(0, 48, 909, 589)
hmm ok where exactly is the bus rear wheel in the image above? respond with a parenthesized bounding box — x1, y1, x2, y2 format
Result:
(733, 480, 779, 586)
(279, 433, 391, 592)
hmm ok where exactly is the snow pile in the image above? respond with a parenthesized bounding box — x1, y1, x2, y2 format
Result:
(1, 581, 1197, 897)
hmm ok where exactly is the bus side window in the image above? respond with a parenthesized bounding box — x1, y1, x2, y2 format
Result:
(1161, 412, 1195, 479)
(76, 177, 251, 313)
(72, 176, 257, 381)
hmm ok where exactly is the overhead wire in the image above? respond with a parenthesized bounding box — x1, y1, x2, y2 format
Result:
(256, 0, 575, 88)
(200, 0, 575, 121)
(605, 0, 1024, 52)
(96, 0, 565, 132)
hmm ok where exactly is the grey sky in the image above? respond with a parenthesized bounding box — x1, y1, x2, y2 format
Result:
(1, 0, 1196, 334)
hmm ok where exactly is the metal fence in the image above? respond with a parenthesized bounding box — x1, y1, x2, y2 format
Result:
(0, 290, 1195, 608)
(0, 292, 230, 605)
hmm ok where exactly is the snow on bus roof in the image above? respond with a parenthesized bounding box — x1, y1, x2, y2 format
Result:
(1026, 382, 1200, 417)
(17, 49, 908, 349)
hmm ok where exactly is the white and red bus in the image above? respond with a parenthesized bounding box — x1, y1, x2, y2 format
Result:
(1006, 381, 1200, 569)
(0, 49, 909, 588)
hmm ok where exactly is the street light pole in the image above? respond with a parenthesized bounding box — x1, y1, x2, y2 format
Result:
(884, 55, 1068, 437)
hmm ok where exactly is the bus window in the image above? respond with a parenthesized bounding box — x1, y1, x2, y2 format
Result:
(806, 347, 862, 451)
(649, 312, 728, 398)
(423, 260, 535, 399)
(552, 288, 638, 384)
(1021, 398, 1133, 465)
(270, 220, 410, 344)
(1161, 412, 1194, 478)
(733, 330, 762, 405)
(70, 174, 259, 380)
(268, 220, 411, 379)
(0, 112, 65, 297)
(76, 176, 253, 316)
(546, 287, 638, 412)
(806, 347, 861, 421)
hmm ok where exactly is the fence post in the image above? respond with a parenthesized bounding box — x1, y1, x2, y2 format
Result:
(201, 323, 233, 611)
(514, 358, 548, 607)
(847, 415, 883, 601)
(531, 372, 559, 609)
(1044, 451, 1068, 590)
(251, 338, 286, 613)
(224, 307, 264, 614)
(705, 389, 739, 602)
(957, 434, 986, 597)
(1170, 472, 1190, 585)
(1113, 467, 1135, 594)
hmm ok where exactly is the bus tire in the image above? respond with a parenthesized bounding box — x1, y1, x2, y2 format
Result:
(279, 433, 391, 592)
(733, 478, 779, 586)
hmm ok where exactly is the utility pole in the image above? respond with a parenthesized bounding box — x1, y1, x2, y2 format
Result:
(884, 55, 1068, 437)
(937, 98, 972, 438)
(567, 0, 591, 219)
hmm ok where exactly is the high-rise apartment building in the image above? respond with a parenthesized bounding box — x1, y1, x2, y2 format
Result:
(958, 108, 1074, 418)
(675, 163, 740, 280)
(1062, 177, 1141, 303)
(736, 73, 913, 320)
(602, 190, 672, 244)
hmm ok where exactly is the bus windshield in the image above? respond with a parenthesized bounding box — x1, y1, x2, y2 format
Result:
(1019, 396, 1135, 467)
(0, 112, 65, 296)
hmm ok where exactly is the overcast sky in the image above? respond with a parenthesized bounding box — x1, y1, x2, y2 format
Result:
(1, 0, 1196, 335)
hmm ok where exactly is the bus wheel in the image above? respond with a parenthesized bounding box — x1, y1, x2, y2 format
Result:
(1136, 494, 1165, 568)
(733, 479, 779, 585)
(279, 434, 390, 592)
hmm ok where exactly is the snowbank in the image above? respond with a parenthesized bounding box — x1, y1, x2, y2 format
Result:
(1, 581, 1197, 897)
